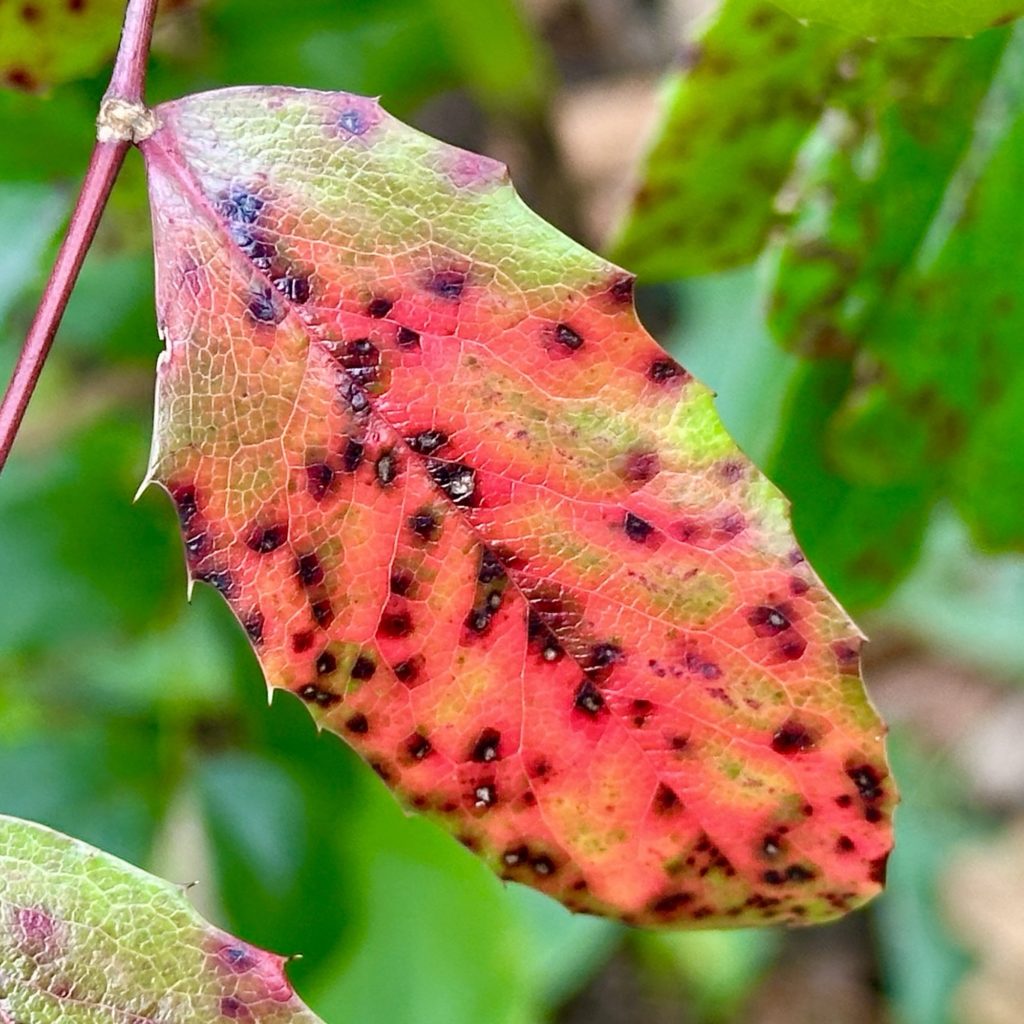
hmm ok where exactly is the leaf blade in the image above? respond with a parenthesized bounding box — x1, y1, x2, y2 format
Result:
(141, 86, 895, 928)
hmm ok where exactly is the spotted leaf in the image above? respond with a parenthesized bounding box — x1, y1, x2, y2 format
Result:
(0, 815, 323, 1023)
(0, 0, 188, 93)
(139, 86, 894, 928)
(769, 0, 1023, 37)
(608, 0, 847, 280)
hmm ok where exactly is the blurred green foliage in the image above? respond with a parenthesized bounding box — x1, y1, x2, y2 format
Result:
(2, 1, 1024, 1023)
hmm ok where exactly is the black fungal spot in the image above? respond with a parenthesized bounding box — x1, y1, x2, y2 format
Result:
(389, 568, 414, 596)
(316, 651, 337, 676)
(786, 865, 815, 883)
(609, 273, 636, 304)
(761, 834, 783, 858)
(631, 698, 654, 727)
(345, 713, 369, 734)
(273, 274, 310, 304)
(835, 794, 854, 809)
(407, 429, 449, 455)
(647, 357, 684, 383)
(306, 462, 334, 499)
(868, 855, 889, 885)
(243, 609, 264, 645)
(338, 377, 369, 415)
(650, 892, 694, 914)
(184, 531, 209, 560)
(470, 728, 502, 763)
(426, 269, 467, 300)
(404, 732, 433, 761)
(351, 655, 377, 681)
(464, 607, 492, 635)
(836, 835, 855, 853)
(477, 550, 506, 584)
(847, 763, 884, 802)
(173, 484, 199, 528)
(531, 855, 556, 876)
(748, 605, 791, 637)
(311, 599, 334, 628)
(392, 656, 423, 685)
(196, 568, 236, 599)
(246, 522, 287, 554)
(409, 507, 441, 541)
(292, 631, 315, 653)
(367, 297, 393, 318)
(552, 322, 584, 351)
(298, 684, 340, 709)
(585, 642, 623, 681)
(247, 288, 282, 324)
(670, 734, 689, 751)
(865, 807, 883, 824)
(473, 783, 497, 808)
(339, 339, 380, 385)
(574, 680, 606, 716)
(380, 610, 414, 638)
(342, 438, 365, 472)
(771, 720, 816, 755)
(654, 783, 681, 814)
(338, 109, 368, 135)
(229, 224, 275, 270)
(624, 511, 654, 542)
(503, 845, 528, 867)
(396, 326, 421, 348)
(762, 869, 785, 886)
(218, 188, 263, 224)
(427, 458, 476, 506)
(375, 450, 397, 486)
(296, 552, 324, 587)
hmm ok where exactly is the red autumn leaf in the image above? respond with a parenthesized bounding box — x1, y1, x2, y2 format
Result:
(139, 86, 894, 928)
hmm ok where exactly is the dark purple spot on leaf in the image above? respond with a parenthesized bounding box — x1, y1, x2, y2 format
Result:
(847, 763, 884, 802)
(296, 552, 324, 587)
(345, 713, 369, 734)
(624, 511, 654, 542)
(380, 610, 414, 637)
(298, 684, 340, 709)
(405, 732, 433, 761)
(648, 358, 684, 383)
(426, 269, 466, 300)
(748, 605, 791, 636)
(427, 458, 476, 505)
(771, 720, 816, 755)
(574, 679, 606, 716)
(338, 109, 368, 135)
(553, 322, 583, 351)
(247, 288, 282, 324)
(307, 462, 334, 499)
(243, 609, 264, 645)
(471, 728, 502, 763)
(247, 522, 287, 554)
(311, 599, 334, 628)
(396, 326, 421, 348)
(376, 450, 397, 485)
(654, 783, 681, 814)
(367, 297, 393, 318)
(273, 274, 310, 304)
(407, 429, 449, 455)
(316, 651, 337, 676)
(409, 507, 441, 540)
(351, 654, 376, 680)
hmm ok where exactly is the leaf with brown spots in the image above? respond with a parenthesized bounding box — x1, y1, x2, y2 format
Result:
(769, 0, 1024, 37)
(140, 85, 894, 928)
(0, 0, 187, 93)
(607, 0, 848, 280)
(0, 815, 323, 1023)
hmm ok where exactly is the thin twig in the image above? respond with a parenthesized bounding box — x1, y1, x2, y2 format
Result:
(0, 0, 158, 474)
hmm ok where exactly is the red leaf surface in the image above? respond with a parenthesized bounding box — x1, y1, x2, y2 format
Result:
(140, 87, 894, 928)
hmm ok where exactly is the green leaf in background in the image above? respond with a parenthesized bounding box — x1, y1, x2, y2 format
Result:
(768, 0, 1024, 38)
(765, 30, 1008, 359)
(765, 362, 933, 611)
(607, 0, 844, 280)
(0, 814, 324, 1023)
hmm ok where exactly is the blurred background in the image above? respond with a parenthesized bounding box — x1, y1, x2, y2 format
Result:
(2, 1, 1024, 1021)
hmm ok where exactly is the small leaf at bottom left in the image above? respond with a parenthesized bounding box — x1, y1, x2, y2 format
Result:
(0, 815, 323, 1023)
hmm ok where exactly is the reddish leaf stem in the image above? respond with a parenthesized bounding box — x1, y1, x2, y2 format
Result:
(0, 0, 158, 474)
